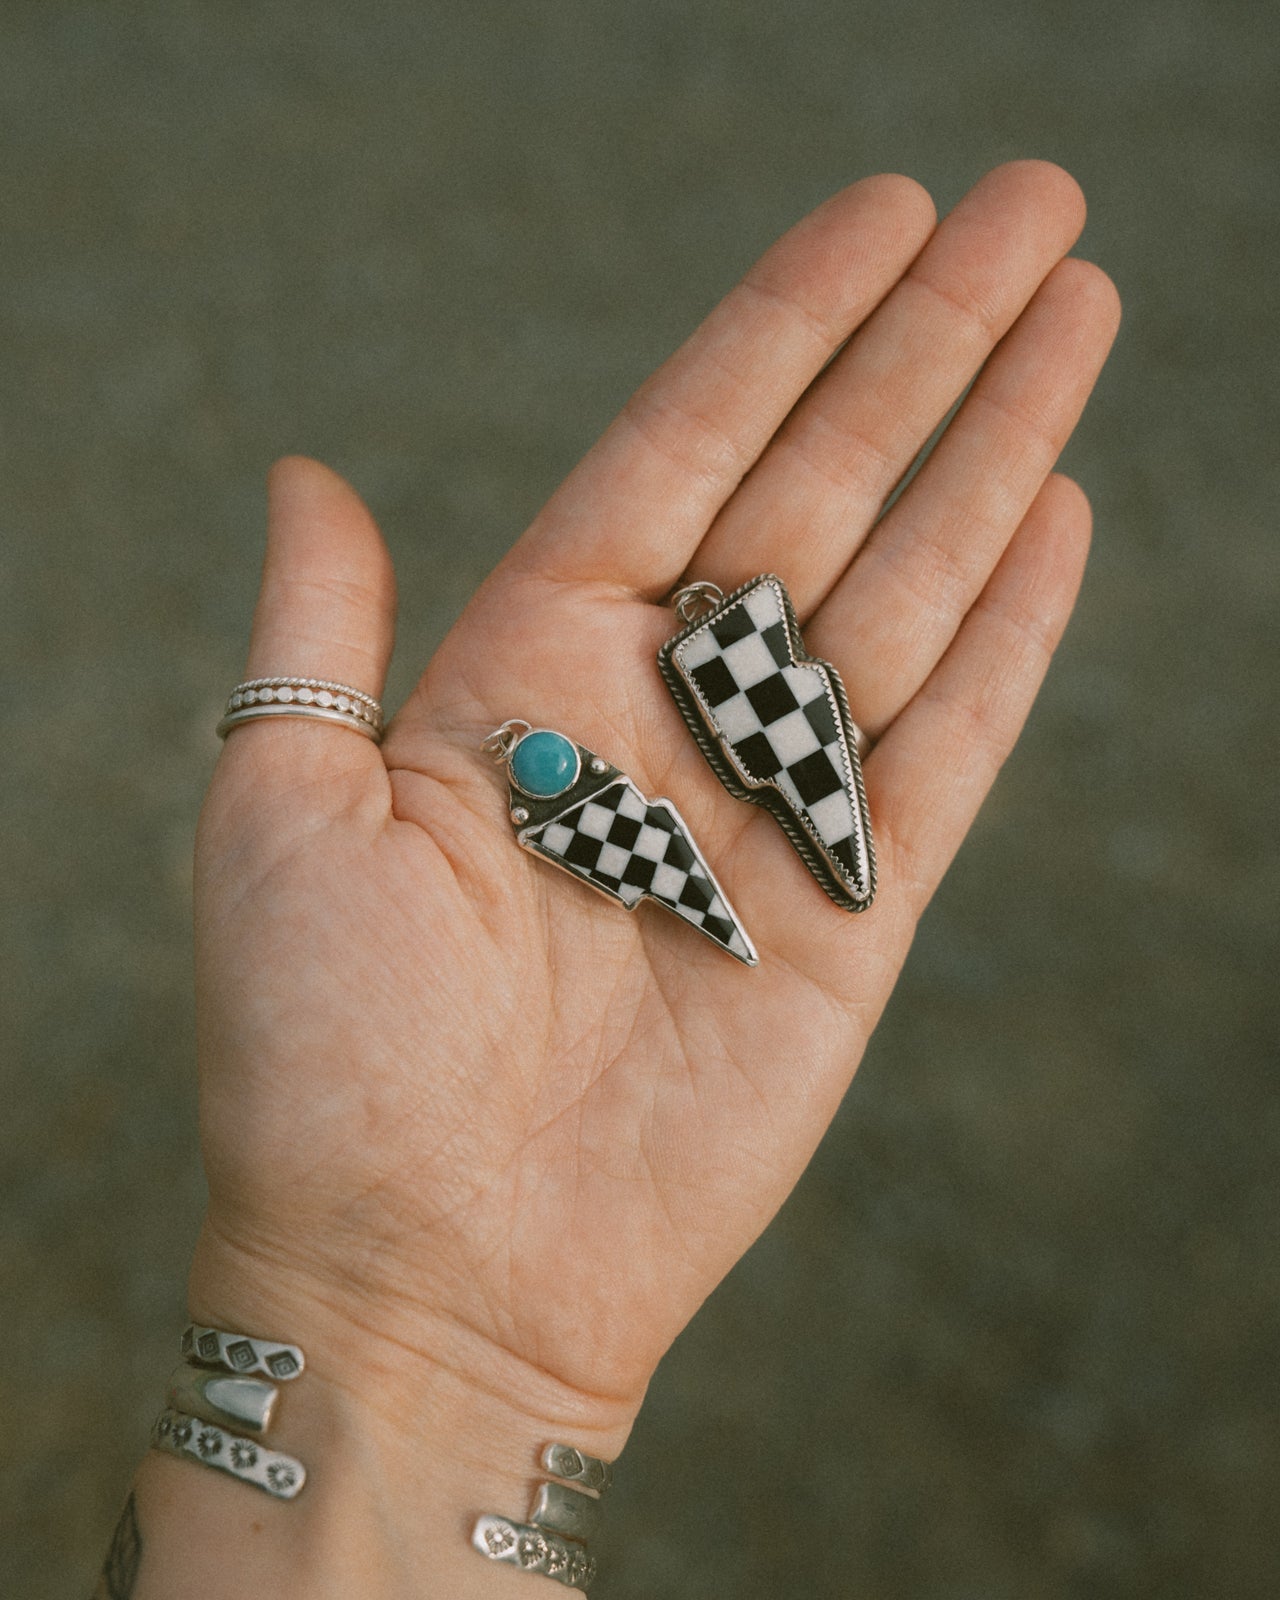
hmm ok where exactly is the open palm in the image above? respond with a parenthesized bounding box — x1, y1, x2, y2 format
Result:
(191, 164, 1118, 1447)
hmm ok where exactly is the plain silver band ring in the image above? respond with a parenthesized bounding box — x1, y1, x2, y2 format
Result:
(217, 703, 383, 743)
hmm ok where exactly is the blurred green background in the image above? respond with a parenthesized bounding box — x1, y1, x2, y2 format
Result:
(2, 2, 1277, 1595)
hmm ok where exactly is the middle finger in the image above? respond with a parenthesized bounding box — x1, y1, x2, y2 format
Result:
(687, 161, 1087, 616)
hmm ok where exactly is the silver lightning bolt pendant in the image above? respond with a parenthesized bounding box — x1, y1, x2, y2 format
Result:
(482, 721, 758, 966)
(659, 575, 877, 912)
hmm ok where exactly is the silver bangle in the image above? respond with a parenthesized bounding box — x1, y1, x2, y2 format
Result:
(151, 1325, 308, 1499)
(471, 1441, 613, 1590)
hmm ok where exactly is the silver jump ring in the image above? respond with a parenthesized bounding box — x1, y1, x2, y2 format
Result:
(671, 580, 725, 625)
(217, 678, 384, 744)
(482, 718, 532, 762)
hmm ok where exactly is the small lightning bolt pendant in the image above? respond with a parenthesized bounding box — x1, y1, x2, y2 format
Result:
(659, 575, 877, 912)
(482, 722, 758, 966)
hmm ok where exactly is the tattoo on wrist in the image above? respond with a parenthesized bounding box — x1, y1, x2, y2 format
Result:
(92, 1492, 142, 1600)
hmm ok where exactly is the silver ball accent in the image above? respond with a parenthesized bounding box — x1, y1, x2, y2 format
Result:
(511, 807, 530, 825)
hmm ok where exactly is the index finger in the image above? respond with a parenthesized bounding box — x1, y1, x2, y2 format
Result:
(506, 175, 937, 598)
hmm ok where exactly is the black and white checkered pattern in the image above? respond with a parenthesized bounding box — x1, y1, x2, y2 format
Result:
(670, 577, 872, 898)
(522, 777, 756, 964)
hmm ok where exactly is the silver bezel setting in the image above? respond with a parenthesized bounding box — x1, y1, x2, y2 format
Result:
(658, 573, 877, 912)
(507, 727, 583, 800)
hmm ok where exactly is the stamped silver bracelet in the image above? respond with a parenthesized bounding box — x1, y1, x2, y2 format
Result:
(149, 1324, 307, 1499)
(471, 1442, 614, 1590)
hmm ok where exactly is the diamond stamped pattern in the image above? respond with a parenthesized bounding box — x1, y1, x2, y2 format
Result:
(524, 777, 755, 963)
(674, 579, 872, 896)
(183, 1324, 306, 1382)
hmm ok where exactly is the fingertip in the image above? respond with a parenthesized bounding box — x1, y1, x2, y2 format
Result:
(965, 159, 1088, 246)
(812, 174, 937, 277)
(244, 455, 397, 693)
(266, 456, 394, 582)
(849, 171, 938, 239)
(267, 452, 326, 493)
(1018, 473, 1094, 618)
(995, 158, 1087, 216)
(1053, 257, 1123, 339)
(1042, 471, 1093, 547)
(752, 171, 939, 329)
(266, 453, 344, 517)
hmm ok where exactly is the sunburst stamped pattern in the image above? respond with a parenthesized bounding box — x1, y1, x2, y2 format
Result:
(472, 1515, 596, 1590)
(151, 1407, 306, 1499)
(659, 574, 876, 912)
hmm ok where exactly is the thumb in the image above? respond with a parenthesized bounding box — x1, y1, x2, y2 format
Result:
(215, 455, 397, 801)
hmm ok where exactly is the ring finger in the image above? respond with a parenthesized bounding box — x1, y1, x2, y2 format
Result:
(687, 160, 1088, 613)
(807, 253, 1120, 738)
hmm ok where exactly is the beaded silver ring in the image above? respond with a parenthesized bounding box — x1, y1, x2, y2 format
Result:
(216, 677, 384, 743)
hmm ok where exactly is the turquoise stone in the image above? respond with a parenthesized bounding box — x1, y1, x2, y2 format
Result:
(511, 729, 579, 797)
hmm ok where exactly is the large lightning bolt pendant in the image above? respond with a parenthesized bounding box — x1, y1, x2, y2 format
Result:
(659, 575, 877, 912)
(482, 721, 758, 966)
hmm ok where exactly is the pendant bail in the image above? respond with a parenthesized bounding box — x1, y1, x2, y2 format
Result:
(482, 719, 532, 762)
(670, 581, 725, 625)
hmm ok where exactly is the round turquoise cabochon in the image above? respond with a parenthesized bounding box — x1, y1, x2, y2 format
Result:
(510, 729, 580, 798)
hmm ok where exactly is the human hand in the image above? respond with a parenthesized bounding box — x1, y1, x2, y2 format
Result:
(182, 161, 1117, 1587)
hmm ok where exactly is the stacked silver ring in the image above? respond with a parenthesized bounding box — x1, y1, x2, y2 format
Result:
(216, 677, 384, 743)
(149, 1324, 307, 1500)
(471, 1443, 613, 1590)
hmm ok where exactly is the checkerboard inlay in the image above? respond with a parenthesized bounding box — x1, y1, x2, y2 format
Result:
(669, 577, 873, 900)
(522, 777, 756, 964)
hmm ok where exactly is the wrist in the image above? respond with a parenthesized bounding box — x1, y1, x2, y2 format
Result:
(159, 1219, 637, 1595)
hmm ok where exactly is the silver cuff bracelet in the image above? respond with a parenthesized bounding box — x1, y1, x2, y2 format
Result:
(471, 1441, 614, 1590)
(150, 1323, 307, 1499)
